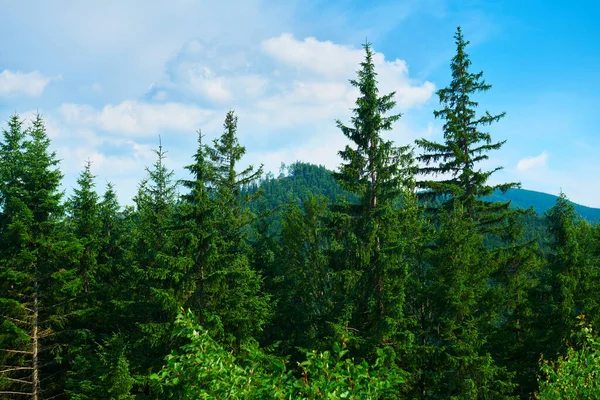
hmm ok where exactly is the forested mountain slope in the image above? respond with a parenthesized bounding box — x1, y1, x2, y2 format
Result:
(254, 161, 600, 220)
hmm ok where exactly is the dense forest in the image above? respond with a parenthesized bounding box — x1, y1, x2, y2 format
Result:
(2, 27, 600, 399)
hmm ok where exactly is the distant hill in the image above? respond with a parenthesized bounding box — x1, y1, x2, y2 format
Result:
(486, 188, 600, 222)
(251, 162, 600, 221)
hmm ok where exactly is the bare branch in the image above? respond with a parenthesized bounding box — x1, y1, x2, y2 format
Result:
(0, 349, 33, 354)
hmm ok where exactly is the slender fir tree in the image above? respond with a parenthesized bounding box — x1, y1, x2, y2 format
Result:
(415, 26, 519, 231)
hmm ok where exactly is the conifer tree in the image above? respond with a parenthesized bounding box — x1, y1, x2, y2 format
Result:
(415, 26, 518, 231)
(0, 113, 71, 399)
(332, 42, 415, 354)
(126, 140, 182, 397)
(537, 193, 600, 361)
(487, 215, 544, 398)
(201, 111, 271, 350)
(412, 205, 516, 398)
(65, 177, 135, 400)
(68, 160, 101, 296)
(266, 195, 333, 361)
(175, 131, 219, 327)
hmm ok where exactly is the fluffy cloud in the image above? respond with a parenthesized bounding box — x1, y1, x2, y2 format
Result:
(261, 33, 436, 109)
(43, 33, 436, 205)
(58, 101, 213, 136)
(0, 70, 60, 97)
(517, 151, 548, 171)
(146, 33, 434, 137)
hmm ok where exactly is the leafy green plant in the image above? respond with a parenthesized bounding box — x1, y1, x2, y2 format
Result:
(536, 315, 600, 399)
(151, 309, 406, 399)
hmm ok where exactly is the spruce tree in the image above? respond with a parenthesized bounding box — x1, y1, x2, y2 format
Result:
(266, 195, 333, 361)
(538, 193, 599, 360)
(0, 113, 71, 399)
(413, 205, 516, 398)
(415, 26, 518, 231)
(68, 160, 101, 296)
(126, 140, 182, 397)
(174, 131, 219, 328)
(202, 111, 271, 350)
(332, 42, 415, 355)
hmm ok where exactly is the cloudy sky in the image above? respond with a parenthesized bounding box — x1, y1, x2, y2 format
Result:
(1, 0, 598, 206)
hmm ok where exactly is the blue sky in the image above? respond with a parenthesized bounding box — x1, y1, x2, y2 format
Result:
(1, 0, 598, 206)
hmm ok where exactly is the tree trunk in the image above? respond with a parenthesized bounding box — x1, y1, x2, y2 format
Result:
(32, 274, 39, 400)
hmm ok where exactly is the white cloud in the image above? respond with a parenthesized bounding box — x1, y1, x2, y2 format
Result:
(41, 33, 436, 205)
(0, 70, 60, 97)
(261, 34, 360, 78)
(58, 100, 213, 136)
(260, 33, 435, 109)
(517, 151, 548, 171)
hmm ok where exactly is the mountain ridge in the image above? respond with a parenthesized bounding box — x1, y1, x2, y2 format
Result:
(255, 162, 600, 221)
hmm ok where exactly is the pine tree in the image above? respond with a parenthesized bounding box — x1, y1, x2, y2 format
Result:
(331, 42, 415, 355)
(415, 26, 518, 231)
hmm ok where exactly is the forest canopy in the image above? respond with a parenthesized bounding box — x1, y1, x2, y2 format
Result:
(1, 27, 600, 400)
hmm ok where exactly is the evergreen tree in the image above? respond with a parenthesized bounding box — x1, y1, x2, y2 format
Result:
(68, 160, 101, 296)
(126, 140, 182, 397)
(174, 131, 219, 330)
(266, 195, 333, 361)
(537, 193, 600, 363)
(487, 214, 544, 398)
(201, 111, 271, 350)
(0, 113, 71, 399)
(415, 26, 518, 231)
(414, 205, 516, 398)
(331, 42, 415, 355)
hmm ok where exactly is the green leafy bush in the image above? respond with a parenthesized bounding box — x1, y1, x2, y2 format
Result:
(150, 309, 406, 399)
(536, 315, 600, 399)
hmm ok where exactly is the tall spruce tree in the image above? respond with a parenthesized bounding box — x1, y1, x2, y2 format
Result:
(415, 26, 518, 231)
(126, 140, 183, 397)
(0, 114, 71, 399)
(201, 111, 271, 350)
(413, 28, 529, 398)
(174, 131, 219, 330)
(332, 42, 416, 355)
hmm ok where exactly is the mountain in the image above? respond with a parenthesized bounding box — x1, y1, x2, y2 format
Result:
(486, 188, 600, 221)
(252, 162, 600, 221)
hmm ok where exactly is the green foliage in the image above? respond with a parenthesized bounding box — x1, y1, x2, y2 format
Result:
(415, 26, 518, 231)
(2, 29, 600, 400)
(264, 195, 334, 361)
(66, 334, 135, 400)
(0, 113, 73, 398)
(151, 309, 406, 399)
(174, 112, 271, 351)
(536, 316, 600, 399)
(330, 41, 416, 359)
